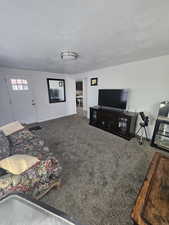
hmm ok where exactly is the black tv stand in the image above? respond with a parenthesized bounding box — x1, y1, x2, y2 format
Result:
(99, 106, 124, 112)
(89, 106, 138, 140)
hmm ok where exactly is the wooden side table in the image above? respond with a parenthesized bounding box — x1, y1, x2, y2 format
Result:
(131, 152, 169, 225)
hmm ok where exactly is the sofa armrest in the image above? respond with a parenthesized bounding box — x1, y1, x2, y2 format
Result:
(0, 158, 61, 198)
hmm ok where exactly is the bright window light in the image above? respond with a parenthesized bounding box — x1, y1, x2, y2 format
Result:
(11, 79, 29, 91)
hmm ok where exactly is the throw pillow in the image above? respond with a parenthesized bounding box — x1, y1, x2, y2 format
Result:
(0, 154, 40, 175)
(0, 121, 24, 136)
(0, 131, 10, 160)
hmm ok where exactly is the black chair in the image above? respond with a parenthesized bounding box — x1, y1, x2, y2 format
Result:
(136, 112, 149, 144)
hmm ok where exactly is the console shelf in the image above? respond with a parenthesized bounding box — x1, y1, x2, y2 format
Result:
(89, 106, 138, 140)
(151, 117, 169, 151)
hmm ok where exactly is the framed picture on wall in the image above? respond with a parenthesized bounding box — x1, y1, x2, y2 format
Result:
(91, 78, 98, 86)
(47, 78, 66, 103)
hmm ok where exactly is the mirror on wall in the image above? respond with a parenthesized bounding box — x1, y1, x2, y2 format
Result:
(47, 78, 66, 103)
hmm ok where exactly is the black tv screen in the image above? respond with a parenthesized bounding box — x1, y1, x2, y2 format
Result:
(98, 89, 128, 109)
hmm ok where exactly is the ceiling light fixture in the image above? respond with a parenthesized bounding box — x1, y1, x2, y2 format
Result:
(61, 51, 78, 60)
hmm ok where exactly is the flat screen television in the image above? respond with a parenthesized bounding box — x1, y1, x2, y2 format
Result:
(98, 89, 128, 109)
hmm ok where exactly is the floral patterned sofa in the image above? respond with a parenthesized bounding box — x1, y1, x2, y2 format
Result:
(0, 128, 61, 199)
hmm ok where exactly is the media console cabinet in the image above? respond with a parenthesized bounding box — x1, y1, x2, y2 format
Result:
(89, 106, 138, 140)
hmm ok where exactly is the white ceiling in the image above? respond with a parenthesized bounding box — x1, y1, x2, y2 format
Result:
(0, 0, 169, 74)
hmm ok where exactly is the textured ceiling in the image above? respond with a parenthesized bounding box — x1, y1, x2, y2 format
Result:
(0, 0, 169, 74)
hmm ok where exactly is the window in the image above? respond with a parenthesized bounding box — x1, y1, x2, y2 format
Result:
(11, 79, 29, 91)
(47, 78, 66, 103)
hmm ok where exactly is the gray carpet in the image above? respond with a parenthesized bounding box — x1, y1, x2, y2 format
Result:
(32, 114, 156, 225)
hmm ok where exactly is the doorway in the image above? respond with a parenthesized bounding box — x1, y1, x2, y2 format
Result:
(0, 75, 37, 125)
(76, 81, 83, 116)
(0, 76, 13, 126)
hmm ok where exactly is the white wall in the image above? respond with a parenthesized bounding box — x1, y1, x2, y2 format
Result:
(82, 78, 88, 112)
(74, 55, 169, 138)
(1, 54, 169, 137)
(0, 68, 76, 124)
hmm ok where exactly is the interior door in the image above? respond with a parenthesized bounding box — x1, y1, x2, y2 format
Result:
(6, 75, 37, 124)
(0, 76, 13, 126)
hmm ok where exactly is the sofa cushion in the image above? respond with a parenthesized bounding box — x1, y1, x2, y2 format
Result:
(8, 129, 37, 145)
(8, 129, 46, 155)
(0, 131, 10, 160)
(0, 154, 40, 175)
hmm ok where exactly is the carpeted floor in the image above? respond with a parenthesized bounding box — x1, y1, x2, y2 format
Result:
(32, 114, 156, 225)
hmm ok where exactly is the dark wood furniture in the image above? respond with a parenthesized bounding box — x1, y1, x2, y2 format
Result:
(151, 116, 169, 152)
(89, 106, 138, 140)
(131, 152, 169, 225)
(151, 101, 169, 151)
